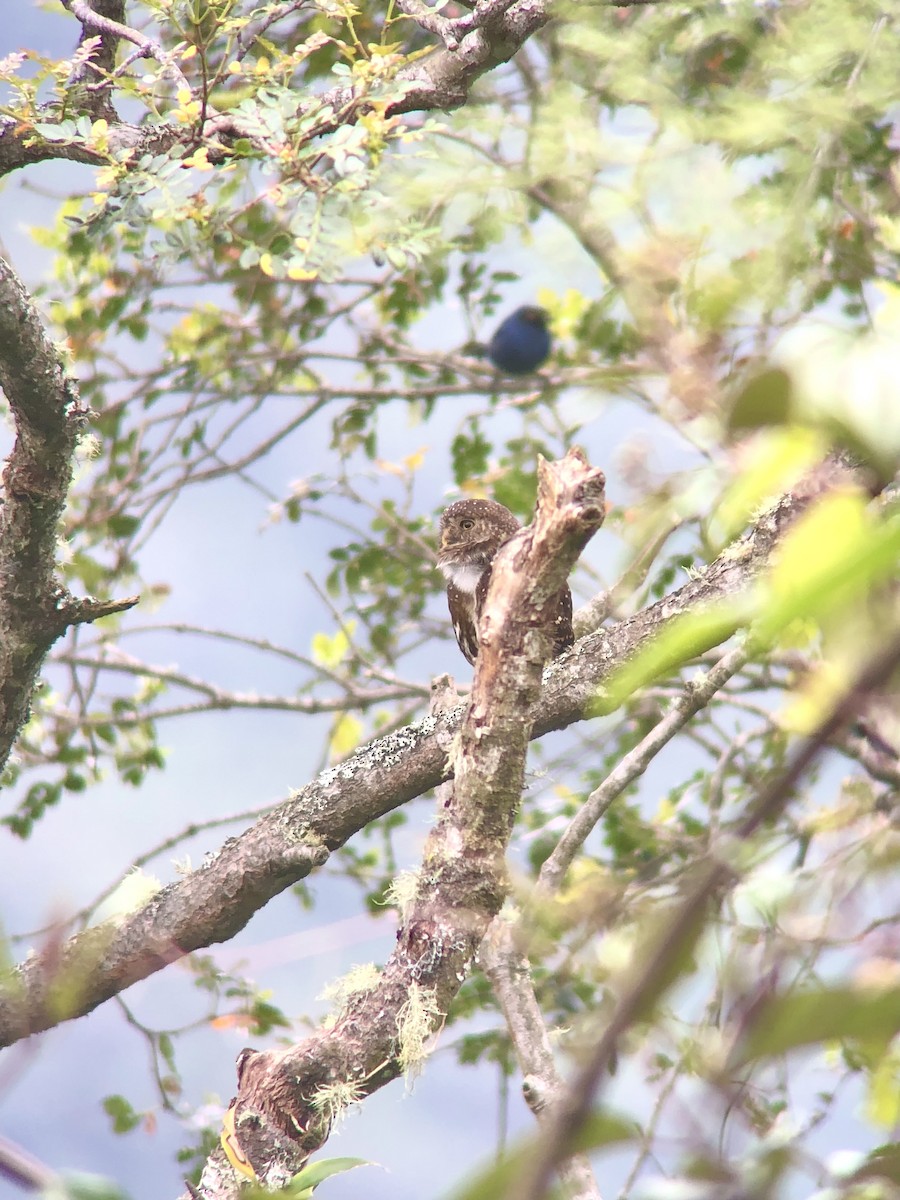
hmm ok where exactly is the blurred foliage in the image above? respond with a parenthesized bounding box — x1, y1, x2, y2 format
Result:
(2, 0, 900, 1194)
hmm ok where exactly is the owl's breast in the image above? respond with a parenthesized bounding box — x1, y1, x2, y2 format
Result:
(438, 561, 484, 594)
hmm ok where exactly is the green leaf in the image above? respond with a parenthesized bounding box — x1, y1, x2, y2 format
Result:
(451, 428, 491, 485)
(451, 1110, 635, 1200)
(329, 712, 363, 759)
(43, 1174, 130, 1200)
(286, 1157, 373, 1193)
(600, 599, 750, 712)
(102, 1094, 141, 1134)
(246, 996, 292, 1035)
(106, 513, 141, 537)
(34, 120, 77, 141)
(158, 1032, 176, 1072)
(727, 367, 794, 433)
(865, 1047, 900, 1130)
(838, 1145, 900, 1186)
(710, 427, 826, 544)
(569, 1110, 640, 1154)
(757, 500, 900, 640)
(448, 1148, 538, 1200)
(731, 986, 900, 1067)
(311, 626, 354, 668)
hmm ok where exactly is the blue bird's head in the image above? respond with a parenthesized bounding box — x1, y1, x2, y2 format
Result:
(487, 305, 552, 375)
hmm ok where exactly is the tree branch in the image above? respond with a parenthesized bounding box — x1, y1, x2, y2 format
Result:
(0, 1132, 55, 1191)
(0, 458, 843, 1050)
(64, 0, 128, 122)
(483, 917, 604, 1200)
(0, 254, 138, 776)
(538, 643, 751, 891)
(189, 449, 606, 1194)
(0, 0, 552, 178)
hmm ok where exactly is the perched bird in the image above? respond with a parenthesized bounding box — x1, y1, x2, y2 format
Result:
(486, 306, 552, 375)
(437, 497, 573, 666)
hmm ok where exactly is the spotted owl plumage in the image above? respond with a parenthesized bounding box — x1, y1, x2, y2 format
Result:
(437, 498, 573, 666)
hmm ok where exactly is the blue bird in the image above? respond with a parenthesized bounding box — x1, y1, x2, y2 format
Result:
(486, 306, 552, 375)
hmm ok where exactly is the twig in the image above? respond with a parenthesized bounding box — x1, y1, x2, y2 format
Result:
(539, 644, 751, 892)
(63, 0, 195, 96)
(483, 918, 604, 1200)
(0, 1134, 56, 1191)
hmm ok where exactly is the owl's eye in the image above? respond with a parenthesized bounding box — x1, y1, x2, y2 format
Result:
(460, 519, 475, 530)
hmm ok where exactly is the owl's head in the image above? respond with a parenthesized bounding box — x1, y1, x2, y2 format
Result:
(437, 498, 521, 587)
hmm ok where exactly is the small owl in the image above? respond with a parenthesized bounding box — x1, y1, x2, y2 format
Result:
(437, 498, 574, 666)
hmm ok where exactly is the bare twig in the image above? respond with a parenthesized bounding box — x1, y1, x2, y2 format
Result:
(63, 0, 195, 95)
(539, 644, 751, 891)
(0, 1134, 56, 1191)
(483, 918, 604, 1200)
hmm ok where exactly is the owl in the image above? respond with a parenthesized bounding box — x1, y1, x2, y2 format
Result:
(437, 498, 573, 666)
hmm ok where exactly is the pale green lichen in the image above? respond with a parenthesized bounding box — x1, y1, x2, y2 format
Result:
(76, 431, 101, 460)
(319, 962, 381, 1011)
(719, 538, 755, 563)
(384, 869, 420, 921)
(310, 1078, 366, 1129)
(92, 867, 163, 923)
(396, 983, 443, 1078)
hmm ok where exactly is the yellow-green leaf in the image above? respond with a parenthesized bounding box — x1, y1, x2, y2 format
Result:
(864, 1047, 900, 1130)
(287, 1157, 373, 1194)
(329, 713, 363, 760)
(727, 367, 794, 433)
(600, 598, 750, 712)
(757, 494, 900, 640)
(711, 427, 825, 545)
(311, 626, 354, 668)
(731, 985, 900, 1067)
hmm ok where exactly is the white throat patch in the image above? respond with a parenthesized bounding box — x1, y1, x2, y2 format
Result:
(438, 562, 483, 594)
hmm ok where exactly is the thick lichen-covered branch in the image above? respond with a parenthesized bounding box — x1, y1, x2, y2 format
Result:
(190, 448, 606, 1196)
(0, 254, 137, 776)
